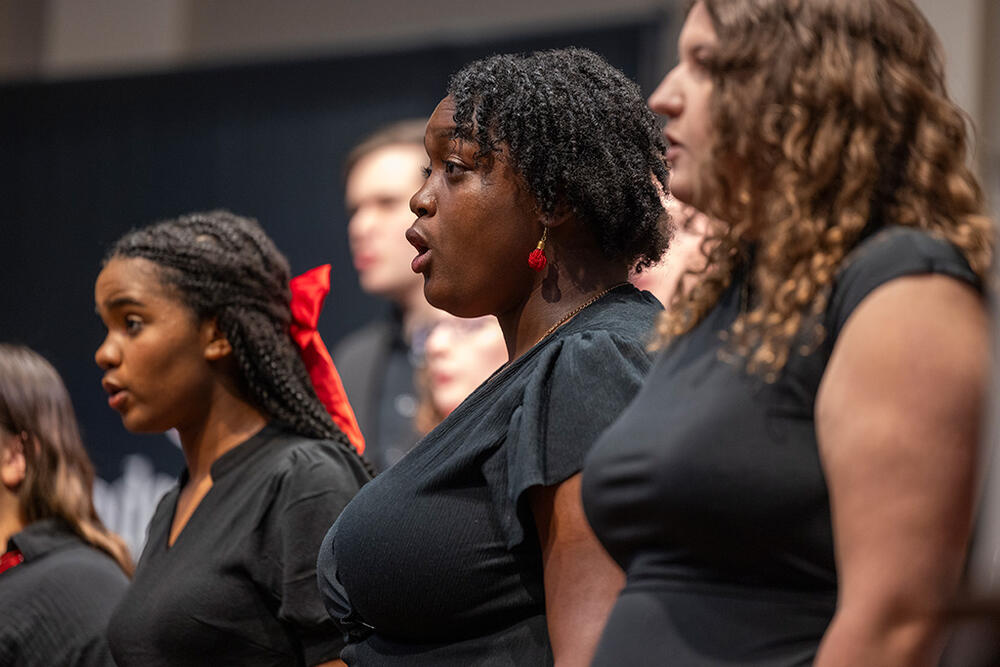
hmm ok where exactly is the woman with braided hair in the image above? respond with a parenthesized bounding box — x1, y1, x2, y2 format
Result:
(318, 48, 667, 665)
(581, 1, 994, 665)
(95, 210, 371, 667)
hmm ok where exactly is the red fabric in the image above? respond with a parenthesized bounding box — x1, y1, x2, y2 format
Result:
(528, 248, 547, 272)
(289, 264, 366, 454)
(0, 549, 23, 575)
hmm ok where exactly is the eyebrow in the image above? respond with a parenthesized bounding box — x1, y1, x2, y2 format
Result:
(96, 296, 145, 314)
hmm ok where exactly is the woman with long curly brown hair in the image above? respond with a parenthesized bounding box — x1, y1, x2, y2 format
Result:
(0, 343, 131, 666)
(581, 1, 993, 665)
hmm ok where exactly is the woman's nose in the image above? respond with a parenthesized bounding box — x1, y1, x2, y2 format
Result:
(410, 180, 435, 218)
(95, 336, 120, 371)
(424, 326, 452, 360)
(648, 67, 683, 119)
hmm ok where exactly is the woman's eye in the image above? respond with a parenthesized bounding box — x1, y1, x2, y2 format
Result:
(690, 48, 714, 72)
(125, 317, 143, 335)
(444, 161, 464, 175)
(421, 165, 432, 179)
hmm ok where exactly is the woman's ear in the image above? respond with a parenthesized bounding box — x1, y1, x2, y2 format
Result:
(0, 434, 27, 490)
(202, 319, 233, 361)
(542, 205, 573, 230)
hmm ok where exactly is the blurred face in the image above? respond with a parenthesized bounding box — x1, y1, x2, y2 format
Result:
(425, 315, 507, 416)
(647, 1, 718, 206)
(407, 96, 539, 318)
(94, 257, 219, 434)
(346, 144, 428, 303)
(631, 197, 711, 307)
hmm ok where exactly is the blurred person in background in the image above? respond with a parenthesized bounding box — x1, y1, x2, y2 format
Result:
(0, 343, 131, 667)
(335, 120, 443, 471)
(414, 314, 508, 434)
(96, 211, 371, 667)
(319, 47, 667, 666)
(582, 1, 994, 665)
(630, 196, 713, 309)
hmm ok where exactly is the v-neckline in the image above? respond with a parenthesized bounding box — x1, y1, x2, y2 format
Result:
(165, 475, 215, 550)
(160, 423, 277, 551)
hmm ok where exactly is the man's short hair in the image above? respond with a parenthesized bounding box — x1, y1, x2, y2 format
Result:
(344, 119, 427, 178)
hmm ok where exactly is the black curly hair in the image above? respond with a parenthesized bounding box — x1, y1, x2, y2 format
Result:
(106, 210, 373, 474)
(447, 47, 670, 271)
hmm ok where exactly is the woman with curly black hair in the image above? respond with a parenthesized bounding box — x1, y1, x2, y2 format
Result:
(95, 211, 371, 667)
(581, 1, 993, 664)
(318, 48, 668, 665)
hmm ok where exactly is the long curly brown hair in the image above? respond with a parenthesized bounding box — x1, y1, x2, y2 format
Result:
(658, 0, 994, 378)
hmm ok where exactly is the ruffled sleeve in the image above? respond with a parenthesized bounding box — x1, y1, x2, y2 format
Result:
(252, 440, 369, 665)
(499, 328, 655, 550)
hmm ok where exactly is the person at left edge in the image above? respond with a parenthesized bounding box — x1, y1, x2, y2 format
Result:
(95, 210, 372, 667)
(0, 344, 131, 667)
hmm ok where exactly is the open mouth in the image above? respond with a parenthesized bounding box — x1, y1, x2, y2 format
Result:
(102, 378, 128, 411)
(405, 227, 431, 273)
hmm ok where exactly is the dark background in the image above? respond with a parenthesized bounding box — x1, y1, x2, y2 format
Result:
(0, 17, 668, 481)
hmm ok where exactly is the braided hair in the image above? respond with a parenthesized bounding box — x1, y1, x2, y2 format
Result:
(448, 47, 670, 272)
(107, 210, 372, 474)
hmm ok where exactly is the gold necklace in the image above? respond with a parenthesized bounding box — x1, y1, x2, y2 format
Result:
(482, 282, 629, 387)
(539, 282, 629, 340)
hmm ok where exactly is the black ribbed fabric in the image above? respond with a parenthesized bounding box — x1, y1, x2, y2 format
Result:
(0, 519, 128, 667)
(319, 285, 662, 665)
(108, 424, 370, 667)
(582, 227, 982, 666)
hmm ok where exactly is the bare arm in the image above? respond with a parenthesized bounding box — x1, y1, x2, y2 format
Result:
(531, 473, 624, 667)
(814, 274, 987, 666)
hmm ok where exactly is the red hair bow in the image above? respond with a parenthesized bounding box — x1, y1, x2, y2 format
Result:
(289, 264, 365, 454)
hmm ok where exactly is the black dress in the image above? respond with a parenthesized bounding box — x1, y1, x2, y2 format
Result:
(107, 424, 370, 667)
(0, 519, 128, 667)
(319, 285, 662, 665)
(581, 227, 982, 666)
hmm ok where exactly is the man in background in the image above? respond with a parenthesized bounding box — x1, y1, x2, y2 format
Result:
(334, 120, 441, 472)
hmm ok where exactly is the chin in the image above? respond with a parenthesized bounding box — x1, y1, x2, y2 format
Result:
(424, 278, 493, 318)
(120, 411, 169, 435)
(433, 397, 462, 417)
(668, 182, 694, 207)
(423, 280, 457, 314)
(359, 273, 387, 296)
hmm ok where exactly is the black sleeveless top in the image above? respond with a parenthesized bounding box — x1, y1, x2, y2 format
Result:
(318, 286, 662, 665)
(581, 228, 981, 666)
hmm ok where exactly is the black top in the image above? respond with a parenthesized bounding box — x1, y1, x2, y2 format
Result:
(334, 312, 424, 471)
(581, 228, 982, 666)
(319, 285, 662, 666)
(107, 424, 371, 667)
(0, 518, 128, 667)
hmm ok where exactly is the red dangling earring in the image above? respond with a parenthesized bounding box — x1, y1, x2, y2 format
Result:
(528, 228, 548, 272)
